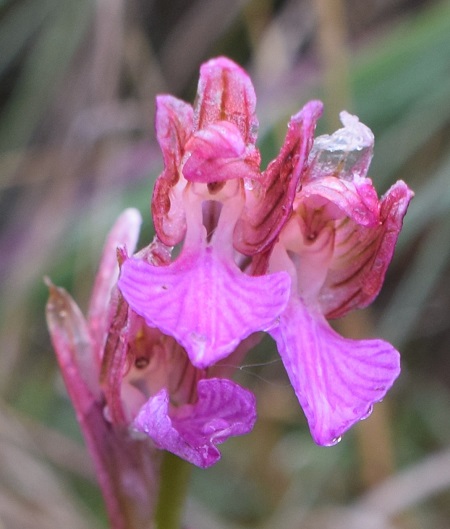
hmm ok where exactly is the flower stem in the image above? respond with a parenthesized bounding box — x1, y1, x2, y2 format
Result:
(154, 452, 192, 529)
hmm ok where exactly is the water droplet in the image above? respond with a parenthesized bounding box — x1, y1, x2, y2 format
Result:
(360, 405, 374, 421)
(324, 436, 342, 447)
(103, 405, 112, 423)
(244, 178, 254, 191)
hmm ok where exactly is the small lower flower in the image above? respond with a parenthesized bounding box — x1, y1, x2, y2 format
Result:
(102, 295, 257, 469)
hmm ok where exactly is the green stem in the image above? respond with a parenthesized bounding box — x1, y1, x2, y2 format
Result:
(154, 452, 192, 529)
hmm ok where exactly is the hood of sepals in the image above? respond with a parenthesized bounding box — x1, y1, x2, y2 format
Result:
(151, 57, 320, 261)
(267, 110, 387, 308)
(152, 56, 261, 248)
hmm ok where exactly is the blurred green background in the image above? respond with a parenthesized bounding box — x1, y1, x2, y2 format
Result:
(0, 0, 450, 528)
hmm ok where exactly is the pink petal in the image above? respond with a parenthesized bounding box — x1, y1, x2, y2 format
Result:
(46, 281, 100, 404)
(320, 180, 414, 319)
(133, 378, 257, 468)
(118, 246, 291, 368)
(99, 292, 130, 426)
(234, 100, 323, 256)
(195, 57, 258, 145)
(152, 95, 194, 246)
(298, 175, 380, 227)
(182, 121, 259, 183)
(88, 208, 142, 360)
(270, 296, 400, 446)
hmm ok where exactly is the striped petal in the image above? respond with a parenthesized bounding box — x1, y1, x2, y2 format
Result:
(319, 180, 414, 318)
(195, 57, 258, 145)
(234, 100, 323, 256)
(118, 246, 291, 368)
(152, 95, 194, 246)
(133, 378, 257, 468)
(270, 296, 400, 446)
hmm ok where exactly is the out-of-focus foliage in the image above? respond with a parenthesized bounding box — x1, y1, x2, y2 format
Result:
(0, 0, 449, 528)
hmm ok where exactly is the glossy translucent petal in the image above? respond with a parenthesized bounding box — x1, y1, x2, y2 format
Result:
(307, 111, 374, 183)
(271, 296, 400, 446)
(133, 378, 257, 468)
(118, 248, 291, 368)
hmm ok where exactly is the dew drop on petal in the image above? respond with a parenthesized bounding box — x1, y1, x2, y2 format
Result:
(323, 436, 342, 447)
(359, 404, 374, 421)
(244, 178, 254, 191)
(103, 405, 112, 423)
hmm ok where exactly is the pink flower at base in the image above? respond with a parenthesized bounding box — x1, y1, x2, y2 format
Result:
(46, 208, 259, 529)
(267, 112, 413, 445)
(102, 263, 257, 468)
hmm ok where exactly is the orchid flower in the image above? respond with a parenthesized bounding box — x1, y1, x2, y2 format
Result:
(267, 111, 413, 445)
(118, 57, 412, 449)
(103, 240, 257, 469)
(118, 57, 292, 369)
(47, 56, 413, 529)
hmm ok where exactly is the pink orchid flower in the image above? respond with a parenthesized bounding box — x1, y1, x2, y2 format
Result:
(268, 111, 413, 445)
(103, 239, 257, 469)
(118, 57, 412, 448)
(118, 57, 293, 369)
(46, 209, 258, 529)
(47, 58, 413, 517)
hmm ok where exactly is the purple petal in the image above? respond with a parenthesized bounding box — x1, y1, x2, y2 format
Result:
(234, 100, 323, 256)
(320, 180, 414, 319)
(270, 296, 400, 446)
(152, 95, 194, 246)
(195, 57, 258, 145)
(118, 246, 291, 368)
(133, 378, 257, 468)
(183, 121, 259, 183)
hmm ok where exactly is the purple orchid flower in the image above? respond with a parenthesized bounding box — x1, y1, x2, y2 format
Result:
(118, 57, 292, 369)
(118, 57, 413, 449)
(103, 240, 257, 469)
(46, 209, 258, 529)
(47, 58, 413, 522)
(267, 111, 413, 445)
